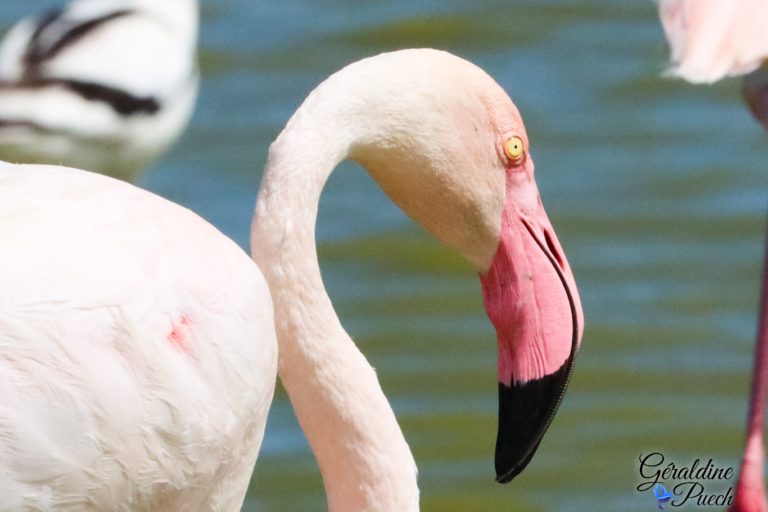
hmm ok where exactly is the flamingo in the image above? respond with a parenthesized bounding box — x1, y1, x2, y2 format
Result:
(0, 0, 199, 181)
(0, 49, 583, 510)
(659, 1, 768, 510)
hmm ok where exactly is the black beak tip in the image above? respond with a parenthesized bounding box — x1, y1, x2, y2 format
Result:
(495, 443, 540, 483)
(493, 359, 574, 484)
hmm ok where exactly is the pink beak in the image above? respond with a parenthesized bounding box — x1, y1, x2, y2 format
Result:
(480, 171, 584, 483)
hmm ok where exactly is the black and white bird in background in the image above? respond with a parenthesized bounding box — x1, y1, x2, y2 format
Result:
(0, 0, 199, 181)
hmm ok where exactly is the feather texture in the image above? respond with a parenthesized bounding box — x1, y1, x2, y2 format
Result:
(0, 0, 199, 180)
(658, 0, 768, 83)
(0, 163, 277, 511)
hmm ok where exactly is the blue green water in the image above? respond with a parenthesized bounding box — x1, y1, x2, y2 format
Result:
(3, 1, 766, 510)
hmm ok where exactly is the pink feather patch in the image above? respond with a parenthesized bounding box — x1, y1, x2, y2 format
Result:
(167, 315, 194, 354)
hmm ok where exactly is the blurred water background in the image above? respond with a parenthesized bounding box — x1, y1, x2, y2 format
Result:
(2, 1, 766, 510)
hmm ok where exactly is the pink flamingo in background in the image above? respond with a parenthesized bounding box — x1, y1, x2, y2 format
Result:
(659, 1, 768, 510)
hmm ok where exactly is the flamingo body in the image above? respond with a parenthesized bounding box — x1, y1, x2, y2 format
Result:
(659, 2, 768, 510)
(0, 49, 582, 511)
(0, 164, 277, 510)
(659, 0, 768, 83)
(0, 0, 199, 180)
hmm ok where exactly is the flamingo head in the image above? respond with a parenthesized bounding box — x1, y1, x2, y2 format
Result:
(341, 49, 584, 482)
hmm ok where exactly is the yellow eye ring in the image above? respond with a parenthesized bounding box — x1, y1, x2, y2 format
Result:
(504, 136, 525, 164)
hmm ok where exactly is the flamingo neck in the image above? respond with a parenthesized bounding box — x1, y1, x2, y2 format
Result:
(251, 103, 419, 511)
(732, 226, 768, 510)
(750, 235, 768, 454)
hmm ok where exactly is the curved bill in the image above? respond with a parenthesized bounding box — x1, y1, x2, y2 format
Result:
(480, 195, 583, 484)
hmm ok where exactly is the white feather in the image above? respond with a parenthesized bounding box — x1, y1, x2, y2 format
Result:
(0, 0, 199, 180)
(0, 163, 277, 511)
(658, 0, 768, 83)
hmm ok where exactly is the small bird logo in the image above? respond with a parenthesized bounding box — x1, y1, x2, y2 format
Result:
(653, 483, 673, 510)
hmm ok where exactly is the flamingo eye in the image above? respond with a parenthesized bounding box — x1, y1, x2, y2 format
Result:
(504, 136, 525, 165)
